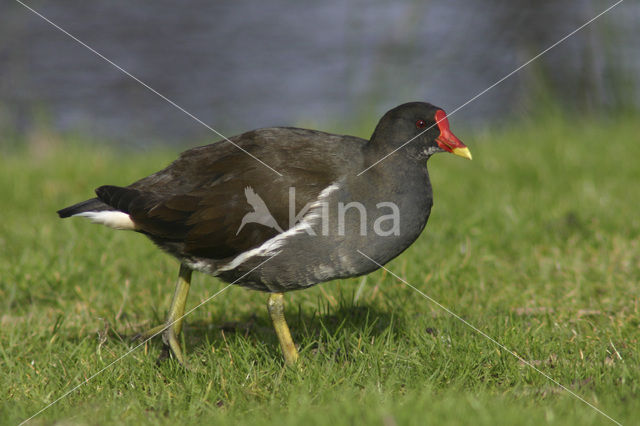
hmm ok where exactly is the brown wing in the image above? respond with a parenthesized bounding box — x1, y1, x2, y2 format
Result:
(95, 128, 362, 259)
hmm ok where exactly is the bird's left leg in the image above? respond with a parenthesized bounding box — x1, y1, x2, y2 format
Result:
(136, 263, 192, 365)
(160, 263, 193, 364)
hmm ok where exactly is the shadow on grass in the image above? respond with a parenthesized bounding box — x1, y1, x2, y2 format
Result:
(115, 301, 402, 364)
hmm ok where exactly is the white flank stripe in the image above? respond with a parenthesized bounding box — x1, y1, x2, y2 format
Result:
(216, 183, 340, 273)
(74, 211, 136, 230)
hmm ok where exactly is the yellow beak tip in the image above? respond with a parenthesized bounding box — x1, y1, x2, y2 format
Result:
(452, 147, 472, 160)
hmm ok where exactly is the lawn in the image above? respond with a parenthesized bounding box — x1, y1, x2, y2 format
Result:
(1, 111, 639, 425)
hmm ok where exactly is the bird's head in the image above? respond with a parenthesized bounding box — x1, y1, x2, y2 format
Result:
(369, 102, 472, 161)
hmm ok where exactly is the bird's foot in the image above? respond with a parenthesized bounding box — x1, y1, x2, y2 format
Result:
(161, 326, 188, 366)
(133, 324, 167, 341)
(133, 323, 188, 367)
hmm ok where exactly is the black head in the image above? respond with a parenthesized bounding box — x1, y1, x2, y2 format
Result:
(368, 102, 471, 161)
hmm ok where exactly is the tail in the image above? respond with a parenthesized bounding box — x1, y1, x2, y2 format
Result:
(57, 198, 113, 218)
(58, 186, 144, 231)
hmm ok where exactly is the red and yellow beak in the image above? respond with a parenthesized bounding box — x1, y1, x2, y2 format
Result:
(434, 110, 472, 160)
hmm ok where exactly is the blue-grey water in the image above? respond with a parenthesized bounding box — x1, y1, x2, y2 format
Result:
(1, 0, 638, 146)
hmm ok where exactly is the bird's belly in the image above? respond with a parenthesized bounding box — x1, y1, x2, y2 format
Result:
(207, 196, 432, 292)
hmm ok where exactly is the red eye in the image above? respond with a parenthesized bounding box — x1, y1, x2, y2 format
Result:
(416, 119, 427, 129)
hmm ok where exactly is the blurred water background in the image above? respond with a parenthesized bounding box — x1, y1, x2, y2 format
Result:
(0, 0, 638, 147)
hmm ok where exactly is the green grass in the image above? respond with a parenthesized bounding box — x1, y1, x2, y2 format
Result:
(1, 113, 639, 425)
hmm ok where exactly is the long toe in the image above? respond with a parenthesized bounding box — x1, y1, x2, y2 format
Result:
(162, 328, 188, 366)
(132, 324, 167, 341)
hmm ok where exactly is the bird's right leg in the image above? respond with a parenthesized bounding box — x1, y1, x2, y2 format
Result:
(136, 263, 192, 365)
(267, 293, 299, 365)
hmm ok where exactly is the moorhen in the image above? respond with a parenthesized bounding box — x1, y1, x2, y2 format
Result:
(58, 102, 471, 365)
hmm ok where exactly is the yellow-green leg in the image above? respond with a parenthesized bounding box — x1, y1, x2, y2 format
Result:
(267, 293, 299, 365)
(161, 263, 192, 364)
(137, 263, 192, 365)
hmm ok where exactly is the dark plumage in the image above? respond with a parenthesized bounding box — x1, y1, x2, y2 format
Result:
(58, 102, 471, 365)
